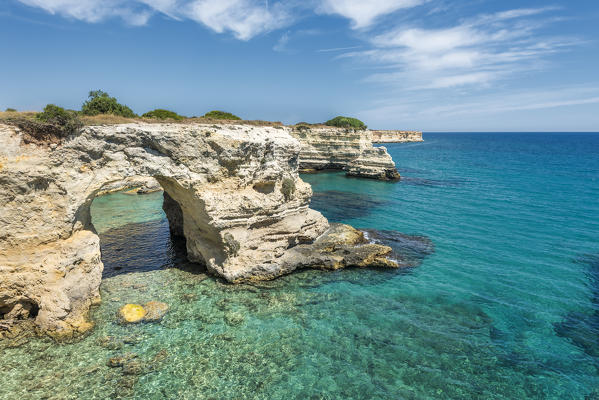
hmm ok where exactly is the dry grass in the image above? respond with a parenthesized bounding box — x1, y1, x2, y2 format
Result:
(0, 111, 286, 129)
(0, 111, 37, 120)
(80, 114, 145, 125)
(81, 115, 285, 127)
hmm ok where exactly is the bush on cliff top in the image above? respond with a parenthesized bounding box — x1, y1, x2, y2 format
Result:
(8, 104, 83, 145)
(142, 109, 185, 120)
(5, 108, 17, 112)
(204, 110, 241, 120)
(81, 90, 137, 118)
(324, 116, 367, 130)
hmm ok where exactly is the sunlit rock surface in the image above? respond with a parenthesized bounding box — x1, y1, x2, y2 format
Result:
(290, 126, 400, 180)
(370, 130, 423, 143)
(0, 123, 397, 338)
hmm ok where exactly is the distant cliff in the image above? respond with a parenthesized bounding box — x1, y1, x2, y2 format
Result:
(289, 126, 400, 180)
(370, 130, 423, 143)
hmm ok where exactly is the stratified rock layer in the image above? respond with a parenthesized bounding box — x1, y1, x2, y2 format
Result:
(370, 130, 423, 143)
(0, 123, 398, 338)
(290, 126, 400, 180)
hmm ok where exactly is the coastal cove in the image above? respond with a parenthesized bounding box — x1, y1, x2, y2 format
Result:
(1, 132, 598, 399)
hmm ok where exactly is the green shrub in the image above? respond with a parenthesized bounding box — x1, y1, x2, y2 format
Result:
(5, 108, 17, 112)
(204, 110, 241, 120)
(324, 116, 367, 130)
(81, 90, 136, 118)
(8, 104, 83, 144)
(36, 104, 83, 135)
(142, 109, 185, 120)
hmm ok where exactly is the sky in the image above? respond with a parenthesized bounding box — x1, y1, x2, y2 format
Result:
(1, 0, 598, 131)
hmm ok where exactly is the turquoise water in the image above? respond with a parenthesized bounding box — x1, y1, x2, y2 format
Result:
(2, 132, 599, 399)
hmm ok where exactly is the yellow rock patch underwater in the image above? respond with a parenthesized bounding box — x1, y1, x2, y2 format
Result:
(118, 304, 147, 323)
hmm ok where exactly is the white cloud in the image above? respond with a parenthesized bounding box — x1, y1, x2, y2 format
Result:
(16, 0, 429, 39)
(344, 7, 577, 89)
(17, 0, 294, 38)
(359, 85, 599, 131)
(17, 0, 152, 25)
(186, 0, 292, 40)
(318, 0, 425, 29)
(273, 31, 290, 52)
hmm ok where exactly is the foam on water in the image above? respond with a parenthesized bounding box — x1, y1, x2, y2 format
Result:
(1, 132, 599, 399)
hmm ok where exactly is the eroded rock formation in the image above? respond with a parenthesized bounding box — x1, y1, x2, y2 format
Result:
(370, 130, 423, 143)
(290, 126, 400, 180)
(0, 123, 398, 339)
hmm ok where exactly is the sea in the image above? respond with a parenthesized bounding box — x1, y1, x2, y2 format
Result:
(1, 132, 598, 399)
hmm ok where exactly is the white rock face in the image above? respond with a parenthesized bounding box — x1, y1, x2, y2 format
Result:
(289, 126, 400, 180)
(370, 130, 423, 143)
(0, 122, 400, 339)
(0, 123, 330, 337)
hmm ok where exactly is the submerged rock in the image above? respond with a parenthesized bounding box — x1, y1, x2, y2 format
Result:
(107, 353, 138, 368)
(309, 190, 387, 221)
(118, 304, 147, 324)
(224, 311, 246, 326)
(118, 302, 168, 324)
(122, 360, 145, 376)
(143, 301, 169, 322)
(97, 335, 124, 350)
(554, 254, 599, 362)
(362, 229, 435, 268)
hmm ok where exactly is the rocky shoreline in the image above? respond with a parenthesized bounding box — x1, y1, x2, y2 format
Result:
(0, 122, 404, 340)
(290, 126, 401, 180)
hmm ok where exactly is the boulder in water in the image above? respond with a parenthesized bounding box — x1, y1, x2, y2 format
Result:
(118, 304, 146, 324)
(143, 301, 169, 322)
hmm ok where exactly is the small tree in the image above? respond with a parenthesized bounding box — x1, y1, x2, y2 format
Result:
(203, 110, 241, 120)
(81, 90, 136, 117)
(324, 116, 367, 130)
(142, 109, 185, 120)
(5, 108, 17, 112)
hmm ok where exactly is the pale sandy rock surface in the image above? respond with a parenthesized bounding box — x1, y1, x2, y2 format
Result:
(289, 126, 400, 180)
(370, 130, 423, 143)
(0, 123, 397, 339)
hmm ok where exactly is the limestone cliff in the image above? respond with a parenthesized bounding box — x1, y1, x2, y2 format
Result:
(290, 126, 400, 180)
(370, 130, 423, 143)
(0, 123, 397, 339)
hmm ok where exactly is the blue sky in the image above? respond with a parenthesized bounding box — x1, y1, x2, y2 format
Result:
(1, 0, 598, 131)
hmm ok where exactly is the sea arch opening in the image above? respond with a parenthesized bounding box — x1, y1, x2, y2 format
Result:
(89, 176, 214, 279)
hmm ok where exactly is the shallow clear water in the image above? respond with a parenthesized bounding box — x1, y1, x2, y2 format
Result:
(2, 133, 599, 399)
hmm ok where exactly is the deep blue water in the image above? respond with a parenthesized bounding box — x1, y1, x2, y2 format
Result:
(2, 132, 599, 399)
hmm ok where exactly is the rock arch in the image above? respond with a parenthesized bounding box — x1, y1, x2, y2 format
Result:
(0, 123, 396, 339)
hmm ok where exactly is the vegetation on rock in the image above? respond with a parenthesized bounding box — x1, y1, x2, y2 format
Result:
(142, 109, 185, 120)
(5, 108, 17, 112)
(4, 104, 83, 144)
(81, 90, 136, 118)
(204, 110, 241, 120)
(324, 116, 367, 130)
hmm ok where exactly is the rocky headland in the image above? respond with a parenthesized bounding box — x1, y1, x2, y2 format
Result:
(370, 130, 423, 143)
(290, 125, 401, 180)
(0, 122, 399, 339)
